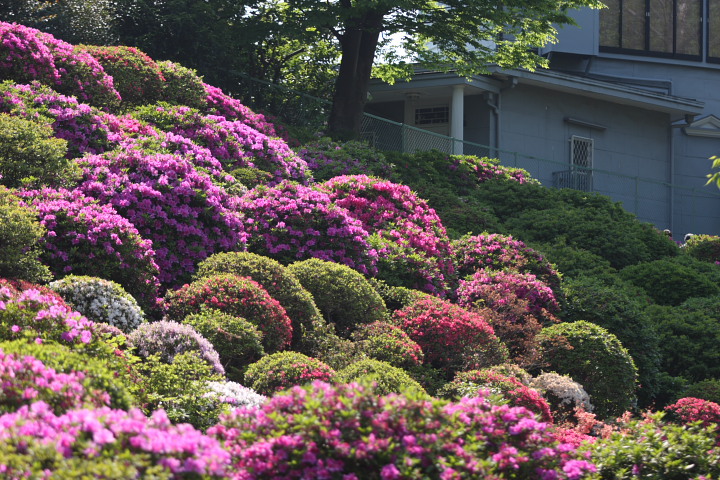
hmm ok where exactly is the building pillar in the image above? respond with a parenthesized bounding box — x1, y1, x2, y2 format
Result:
(451, 84, 465, 154)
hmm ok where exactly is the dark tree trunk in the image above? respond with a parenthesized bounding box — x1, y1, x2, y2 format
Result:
(327, 13, 383, 140)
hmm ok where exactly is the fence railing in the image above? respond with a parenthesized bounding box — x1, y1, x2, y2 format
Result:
(232, 74, 720, 235)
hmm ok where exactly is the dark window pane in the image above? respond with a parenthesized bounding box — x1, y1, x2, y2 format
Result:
(600, 0, 621, 47)
(649, 0, 673, 53)
(676, 0, 701, 55)
(623, 0, 647, 50)
(708, 1, 720, 58)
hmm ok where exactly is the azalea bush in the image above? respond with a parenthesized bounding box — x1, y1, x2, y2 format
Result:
(164, 273, 293, 353)
(391, 296, 507, 377)
(298, 137, 393, 181)
(157, 60, 207, 108)
(204, 381, 266, 409)
(244, 351, 336, 396)
(323, 174, 454, 294)
(530, 372, 593, 424)
(210, 381, 597, 479)
(50, 275, 145, 334)
(240, 182, 378, 275)
(350, 321, 424, 369)
(287, 258, 387, 337)
(337, 358, 426, 396)
(665, 397, 720, 430)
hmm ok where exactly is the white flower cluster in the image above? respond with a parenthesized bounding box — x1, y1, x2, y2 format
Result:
(531, 372, 593, 412)
(50, 275, 144, 333)
(205, 381, 267, 408)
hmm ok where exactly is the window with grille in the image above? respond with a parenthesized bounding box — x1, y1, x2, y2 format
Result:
(570, 136, 593, 192)
(415, 106, 449, 125)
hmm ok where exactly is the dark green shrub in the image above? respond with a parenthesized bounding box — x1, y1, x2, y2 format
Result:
(157, 60, 207, 108)
(538, 320, 638, 419)
(0, 113, 75, 189)
(0, 187, 51, 283)
(336, 359, 425, 396)
(682, 379, 720, 405)
(229, 167, 272, 188)
(0, 339, 135, 411)
(368, 278, 431, 313)
(287, 258, 388, 338)
(529, 241, 616, 279)
(244, 351, 336, 395)
(298, 137, 393, 182)
(619, 257, 720, 306)
(685, 234, 720, 264)
(194, 252, 325, 347)
(350, 321, 424, 369)
(182, 309, 265, 382)
(561, 275, 661, 406)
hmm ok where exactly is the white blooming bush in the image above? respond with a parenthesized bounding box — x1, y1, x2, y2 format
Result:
(205, 380, 267, 408)
(50, 275, 144, 333)
(530, 371, 593, 423)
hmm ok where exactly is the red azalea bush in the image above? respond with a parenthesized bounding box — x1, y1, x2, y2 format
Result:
(209, 381, 596, 479)
(391, 296, 507, 377)
(76, 148, 246, 287)
(665, 397, 720, 429)
(439, 369, 553, 423)
(323, 175, 455, 295)
(18, 188, 160, 311)
(0, 278, 67, 305)
(240, 182, 378, 275)
(164, 273, 293, 353)
(244, 351, 336, 395)
(350, 321, 424, 369)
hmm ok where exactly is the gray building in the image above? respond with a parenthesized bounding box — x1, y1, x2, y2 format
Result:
(364, 2, 720, 236)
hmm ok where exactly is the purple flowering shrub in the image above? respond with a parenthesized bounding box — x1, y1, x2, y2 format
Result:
(203, 83, 288, 139)
(391, 296, 507, 378)
(0, 22, 120, 108)
(127, 320, 225, 376)
(240, 182, 378, 275)
(350, 321, 424, 369)
(164, 274, 293, 353)
(81, 45, 166, 106)
(452, 233, 562, 294)
(323, 175, 454, 295)
(457, 269, 560, 318)
(439, 369, 553, 423)
(0, 347, 112, 414)
(298, 137, 394, 182)
(244, 351, 337, 395)
(0, 402, 231, 478)
(18, 188, 160, 311)
(76, 148, 246, 287)
(210, 381, 597, 479)
(132, 103, 310, 184)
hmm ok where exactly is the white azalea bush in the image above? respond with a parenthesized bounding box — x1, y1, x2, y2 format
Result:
(205, 380, 267, 408)
(530, 371, 593, 423)
(49, 275, 144, 333)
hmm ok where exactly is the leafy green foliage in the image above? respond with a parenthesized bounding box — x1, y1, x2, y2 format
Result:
(336, 358, 425, 396)
(528, 241, 616, 279)
(538, 321, 638, 419)
(681, 379, 720, 405)
(244, 351, 336, 396)
(157, 60, 207, 108)
(684, 233, 720, 264)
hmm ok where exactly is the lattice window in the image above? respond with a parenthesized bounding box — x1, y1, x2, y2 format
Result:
(570, 136, 593, 192)
(415, 106, 449, 125)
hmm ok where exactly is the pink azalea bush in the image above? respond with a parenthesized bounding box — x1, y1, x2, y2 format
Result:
(164, 274, 293, 353)
(391, 296, 507, 377)
(203, 83, 288, 139)
(0, 402, 230, 478)
(0, 22, 120, 108)
(76, 147, 246, 286)
(323, 175, 455, 295)
(239, 181, 378, 275)
(209, 381, 596, 479)
(665, 397, 720, 429)
(18, 188, 160, 310)
(244, 351, 336, 395)
(457, 269, 560, 317)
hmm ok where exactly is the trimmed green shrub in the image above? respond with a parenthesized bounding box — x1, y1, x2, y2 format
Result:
(0, 113, 75, 189)
(157, 60, 207, 108)
(0, 187, 51, 283)
(538, 321, 638, 419)
(49, 275, 145, 334)
(298, 137, 393, 182)
(182, 309, 265, 382)
(619, 257, 720, 306)
(368, 278, 431, 313)
(287, 258, 387, 338)
(0, 339, 134, 411)
(528, 241, 616, 279)
(244, 351, 336, 395)
(685, 234, 720, 264)
(294, 320, 366, 371)
(350, 321, 424, 369)
(336, 359, 425, 396)
(561, 275, 661, 407)
(194, 252, 325, 347)
(681, 379, 720, 405)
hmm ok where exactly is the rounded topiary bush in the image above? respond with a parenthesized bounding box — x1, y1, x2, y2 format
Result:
(49, 275, 145, 334)
(530, 372, 593, 424)
(619, 257, 720, 306)
(244, 351, 336, 395)
(157, 60, 207, 108)
(239, 182, 377, 275)
(194, 251, 324, 347)
(665, 397, 720, 429)
(682, 379, 720, 405)
(164, 273, 293, 353)
(368, 278, 431, 313)
(204, 380, 266, 409)
(182, 309, 265, 381)
(538, 321, 638, 419)
(391, 296, 507, 377)
(209, 381, 596, 479)
(350, 321, 424, 369)
(127, 320, 224, 376)
(438, 369, 553, 423)
(336, 358, 425, 396)
(298, 138, 393, 182)
(287, 258, 387, 338)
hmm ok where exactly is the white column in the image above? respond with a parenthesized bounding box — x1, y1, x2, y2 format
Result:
(451, 84, 465, 154)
